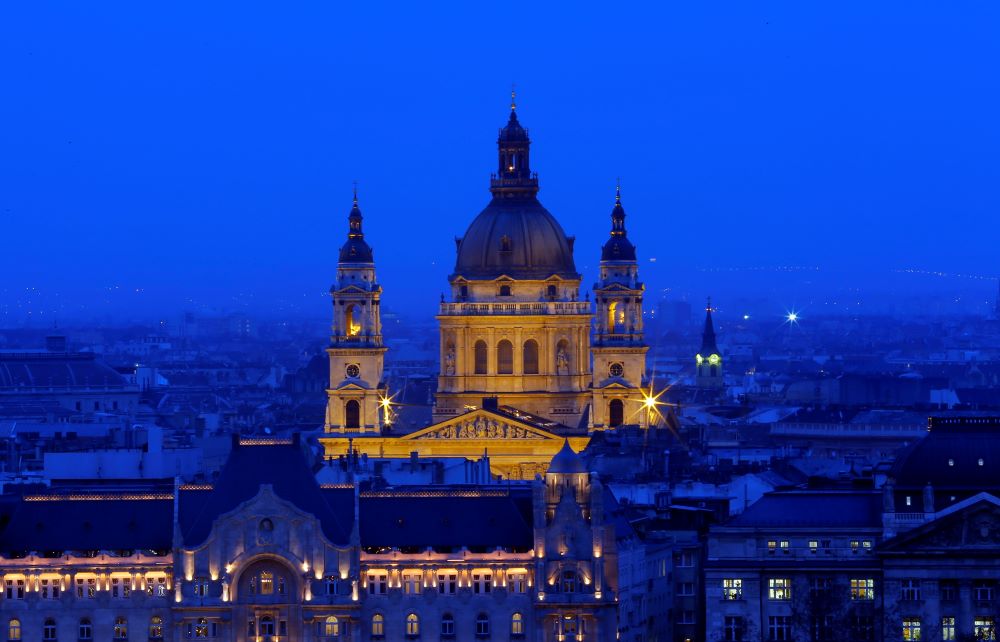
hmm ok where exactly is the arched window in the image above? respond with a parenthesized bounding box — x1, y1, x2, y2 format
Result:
(476, 613, 490, 637)
(607, 301, 618, 332)
(474, 340, 488, 375)
(149, 616, 164, 640)
(523, 339, 539, 375)
(43, 618, 57, 641)
(7, 619, 20, 642)
(372, 614, 385, 638)
(406, 613, 420, 637)
(260, 570, 274, 595)
(259, 617, 275, 636)
(511, 612, 525, 636)
(113, 617, 127, 640)
(345, 400, 361, 430)
(441, 614, 455, 637)
(497, 340, 514, 374)
(609, 399, 624, 428)
(345, 304, 361, 336)
(79, 619, 92, 641)
(323, 616, 340, 638)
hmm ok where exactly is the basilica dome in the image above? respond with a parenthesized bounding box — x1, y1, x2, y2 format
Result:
(453, 197, 578, 281)
(452, 107, 578, 281)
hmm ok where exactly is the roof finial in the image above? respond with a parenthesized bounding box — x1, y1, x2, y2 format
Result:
(510, 84, 516, 112)
(352, 180, 358, 205)
(616, 177, 621, 204)
(706, 296, 713, 313)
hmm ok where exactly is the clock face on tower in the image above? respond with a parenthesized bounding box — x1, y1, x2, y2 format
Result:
(609, 363, 624, 378)
(346, 364, 361, 378)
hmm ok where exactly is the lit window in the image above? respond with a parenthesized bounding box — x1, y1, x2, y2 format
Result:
(511, 612, 525, 636)
(147, 575, 168, 597)
(149, 616, 164, 640)
(851, 578, 875, 600)
(723, 578, 743, 600)
(402, 571, 421, 595)
(808, 540, 818, 553)
(948, 459, 955, 466)
(113, 617, 128, 640)
(979, 458, 985, 466)
(112, 576, 132, 598)
(906, 495, 912, 507)
(974, 618, 995, 641)
(769, 577, 792, 601)
(194, 617, 209, 638)
(941, 617, 956, 641)
(259, 570, 274, 595)
(406, 613, 420, 637)
(7, 619, 20, 642)
(323, 616, 340, 639)
(902, 618, 921, 642)
(437, 572, 457, 595)
(371, 614, 384, 638)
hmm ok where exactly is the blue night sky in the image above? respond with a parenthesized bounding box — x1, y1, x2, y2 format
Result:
(1, 2, 998, 324)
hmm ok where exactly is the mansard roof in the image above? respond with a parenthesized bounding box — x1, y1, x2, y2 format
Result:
(358, 487, 533, 551)
(0, 485, 174, 552)
(179, 436, 352, 546)
(890, 416, 1000, 491)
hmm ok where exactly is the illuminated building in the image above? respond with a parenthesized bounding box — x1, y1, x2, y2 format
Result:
(590, 184, 650, 429)
(325, 190, 388, 434)
(0, 435, 619, 641)
(321, 99, 657, 478)
(695, 298, 724, 389)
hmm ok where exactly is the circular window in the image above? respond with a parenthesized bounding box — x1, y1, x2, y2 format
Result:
(609, 363, 624, 377)
(346, 364, 361, 378)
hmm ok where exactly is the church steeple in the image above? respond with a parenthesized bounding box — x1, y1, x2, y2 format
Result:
(601, 181, 637, 262)
(696, 298, 724, 389)
(339, 187, 374, 264)
(491, 92, 538, 199)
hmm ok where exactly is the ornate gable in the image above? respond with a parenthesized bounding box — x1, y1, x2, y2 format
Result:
(404, 409, 563, 442)
(881, 495, 1000, 553)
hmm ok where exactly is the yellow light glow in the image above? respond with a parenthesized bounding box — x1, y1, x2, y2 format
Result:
(695, 354, 704, 365)
(302, 561, 309, 572)
(708, 353, 720, 365)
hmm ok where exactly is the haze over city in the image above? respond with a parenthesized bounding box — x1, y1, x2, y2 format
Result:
(2, 2, 999, 325)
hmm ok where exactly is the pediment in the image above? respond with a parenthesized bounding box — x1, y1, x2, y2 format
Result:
(597, 282, 638, 293)
(882, 495, 1000, 553)
(404, 409, 564, 441)
(333, 284, 369, 294)
(332, 379, 373, 391)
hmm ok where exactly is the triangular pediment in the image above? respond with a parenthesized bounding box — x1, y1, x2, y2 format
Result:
(404, 408, 565, 441)
(597, 282, 639, 293)
(333, 284, 370, 294)
(881, 493, 1000, 553)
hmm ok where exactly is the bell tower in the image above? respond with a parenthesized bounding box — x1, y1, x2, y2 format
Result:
(325, 190, 388, 434)
(695, 298, 724, 389)
(591, 184, 649, 429)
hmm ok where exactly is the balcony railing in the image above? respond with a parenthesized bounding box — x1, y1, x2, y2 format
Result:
(439, 301, 591, 316)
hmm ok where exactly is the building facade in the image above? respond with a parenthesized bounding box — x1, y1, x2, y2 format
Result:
(0, 436, 621, 641)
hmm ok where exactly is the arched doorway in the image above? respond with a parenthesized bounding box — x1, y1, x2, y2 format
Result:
(345, 400, 360, 429)
(609, 399, 624, 428)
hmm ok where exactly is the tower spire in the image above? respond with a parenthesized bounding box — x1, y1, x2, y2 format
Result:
(339, 188, 373, 263)
(510, 84, 516, 112)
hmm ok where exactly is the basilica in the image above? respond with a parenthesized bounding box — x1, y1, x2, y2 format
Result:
(320, 101, 653, 478)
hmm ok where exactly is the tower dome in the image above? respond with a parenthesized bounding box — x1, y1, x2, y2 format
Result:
(451, 101, 578, 281)
(601, 184, 637, 262)
(338, 191, 373, 264)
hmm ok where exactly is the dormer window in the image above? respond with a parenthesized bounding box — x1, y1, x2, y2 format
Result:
(499, 235, 512, 252)
(499, 284, 512, 297)
(547, 284, 557, 299)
